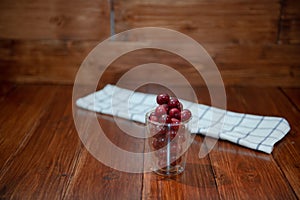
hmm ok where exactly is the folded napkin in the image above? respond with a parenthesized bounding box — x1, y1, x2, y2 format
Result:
(76, 84, 290, 154)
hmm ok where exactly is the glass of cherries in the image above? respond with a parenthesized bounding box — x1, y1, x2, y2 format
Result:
(145, 93, 192, 176)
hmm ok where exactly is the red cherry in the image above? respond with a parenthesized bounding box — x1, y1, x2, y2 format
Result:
(150, 123, 167, 136)
(155, 105, 167, 117)
(149, 113, 159, 122)
(156, 93, 170, 105)
(171, 157, 182, 166)
(159, 114, 172, 124)
(166, 129, 177, 140)
(155, 148, 167, 158)
(162, 104, 169, 113)
(152, 135, 167, 150)
(168, 97, 180, 109)
(181, 109, 192, 121)
(153, 127, 167, 138)
(169, 108, 181, 120)
(170, 118, 180, 131)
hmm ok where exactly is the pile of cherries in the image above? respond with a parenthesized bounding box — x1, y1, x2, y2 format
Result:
(147, 93, 192, 169)
(149, 93, 192, 124)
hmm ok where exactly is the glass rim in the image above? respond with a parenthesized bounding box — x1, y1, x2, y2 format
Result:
(145, 110, 192, 126)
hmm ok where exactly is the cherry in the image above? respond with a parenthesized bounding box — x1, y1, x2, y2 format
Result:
(149, 114, 158, 122)
(155, 104, 168, 117)
(171, 157, 182, 166)
(149, 123, 166, 136)
(152, 135, 167, 150)
(155, 148, 167, 158)
(166, 129, 177, 140)
(170, 118, 180, 131)
(168, 97, 180, 109)
(181, 109, 192, 121)
(159, 114, 172, 124)
(169, 108, 181, 120)
(150, 125, 167, 138)
(156, 93, 170, 105)
(153, 127, 167, 138)
(162, 104, 169, 113)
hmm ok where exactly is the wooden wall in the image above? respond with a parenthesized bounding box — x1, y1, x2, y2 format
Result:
(0, 0, 299, 86)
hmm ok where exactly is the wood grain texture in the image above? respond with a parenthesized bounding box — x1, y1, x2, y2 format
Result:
(1, 38, 299, 86)
(210, 44, 300, 87)
(0, 0, 299, 87)
(64, 150, 143, 199)
(114, 0, 280, 44)
(0, 86, 82, 199)
(0, 0, 110, 40)
(0, 82, 15, 97)
(259, 88, 300, 197)
(64, 114, 144, 199)
(279, 0, 300, 44)
(0, 39, 98, 84)
(282, 88, 300, 111)
(0, 85, 57, 172)
(208, 87, 298, 199)
(104, 43, 300, 87)
(0, 85, 299, 199)
(229, 87, 300, 198)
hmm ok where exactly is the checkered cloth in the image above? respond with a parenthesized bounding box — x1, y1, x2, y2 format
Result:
(76, 84, 290, 154)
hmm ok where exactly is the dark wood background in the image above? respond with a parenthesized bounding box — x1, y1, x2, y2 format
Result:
(0, 0, 299, 86)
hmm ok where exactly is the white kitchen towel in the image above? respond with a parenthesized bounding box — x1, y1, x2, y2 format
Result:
(76, 84, 290, 154)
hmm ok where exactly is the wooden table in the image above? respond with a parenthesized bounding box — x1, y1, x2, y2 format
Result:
(0, 83, 299, 199)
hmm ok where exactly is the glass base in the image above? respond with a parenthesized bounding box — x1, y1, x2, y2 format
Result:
(153, 165, 185, 177)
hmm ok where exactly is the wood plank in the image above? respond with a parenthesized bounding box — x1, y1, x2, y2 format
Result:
(0, 39, 299, 86)
(260, 88, 300, 198)
(196, 86, 300, 197)
(211, 141, 297, 199)
(0, 86, 82, 199)
(0, 84, 299, 198)
(64, 113, 144, 199)
(205, 43, 300, 87)
(0, 39, 98, 84)
(64, 150, 143, 199)
(0, 0, 110, 40)
(208, 44, 300, 65)
(207, 87, 298, 199)
(0, 85, 57, 172)
(114, 0, 280, 44)
(282, 88, 300, 111)
(279, 0, 300, 44)
(65, 89, 151, 199)
(226, 87, 300, 198)
(0, 82, 15, 97)
(104, 44, 300, 87)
